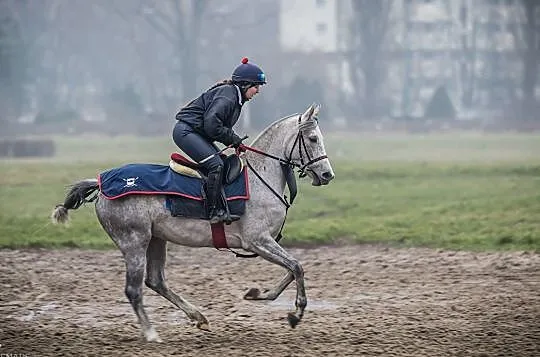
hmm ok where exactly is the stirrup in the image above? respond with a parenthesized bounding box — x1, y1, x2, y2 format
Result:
(209, 211, 240, 225)
(209, 209, 226, 224)
(224, 213, 241, 225)
(218, 187, 240, 225)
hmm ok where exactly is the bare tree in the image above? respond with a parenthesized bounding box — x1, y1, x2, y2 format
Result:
(138, 0, 208, 101)
(0, 0, 61, 124)
(347, 0, 394, 119)
(459, 1, 477, 109)
(521, 0, 539, 119)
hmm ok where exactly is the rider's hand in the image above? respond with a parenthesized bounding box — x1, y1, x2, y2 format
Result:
(235, 144, 247, 154)
(231, 134, 243, 148)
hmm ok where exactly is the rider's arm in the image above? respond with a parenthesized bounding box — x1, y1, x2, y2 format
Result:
(203, 96, 241, 146)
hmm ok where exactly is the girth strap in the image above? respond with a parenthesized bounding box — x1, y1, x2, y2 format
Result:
(210, 223, 228, 249)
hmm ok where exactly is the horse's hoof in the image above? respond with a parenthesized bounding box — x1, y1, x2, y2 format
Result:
(197, 321, 211, 331)
(244, 288, 260, 300)
(145, 336, 163, 343)
(287, 312, 300, 329)
(145, 329, 163, 343)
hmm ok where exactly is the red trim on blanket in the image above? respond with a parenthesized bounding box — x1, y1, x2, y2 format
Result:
(104, 190, 204, 201)
(96, 169, 250, 201)
(225, 170, 250, 200)
(97, 173, 203, 200)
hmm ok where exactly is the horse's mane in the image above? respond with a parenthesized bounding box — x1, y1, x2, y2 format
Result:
(249, 113, 299, 145)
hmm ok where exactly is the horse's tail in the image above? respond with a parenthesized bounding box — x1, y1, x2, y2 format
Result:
(51, 179, 99, 225)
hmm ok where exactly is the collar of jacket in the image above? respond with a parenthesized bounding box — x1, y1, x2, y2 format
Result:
(234, 84, 246, 106)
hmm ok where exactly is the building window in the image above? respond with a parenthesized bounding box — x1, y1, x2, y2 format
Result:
(316, 0, 326, 7)
(316, 22, 327, 35)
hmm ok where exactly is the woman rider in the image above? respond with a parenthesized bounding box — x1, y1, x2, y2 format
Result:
(173, 57, 266, 224)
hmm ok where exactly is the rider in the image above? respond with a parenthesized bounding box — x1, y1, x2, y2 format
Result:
(173, 57, 266, 224)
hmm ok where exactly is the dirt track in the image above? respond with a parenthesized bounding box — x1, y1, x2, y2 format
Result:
(0, 245, 538, 357)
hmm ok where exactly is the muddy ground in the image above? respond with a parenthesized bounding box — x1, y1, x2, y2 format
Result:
(0, 245, 538, 357)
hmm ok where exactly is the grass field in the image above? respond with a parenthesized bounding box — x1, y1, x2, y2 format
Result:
(0, 132, 539, 251)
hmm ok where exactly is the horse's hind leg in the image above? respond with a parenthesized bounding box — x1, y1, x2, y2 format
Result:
(122, 235, 162, 342)
(145, 237, 209, 330)
(96, 198, 159, 342)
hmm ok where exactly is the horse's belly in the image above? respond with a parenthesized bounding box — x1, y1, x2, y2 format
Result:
(153, 214, 243, 249)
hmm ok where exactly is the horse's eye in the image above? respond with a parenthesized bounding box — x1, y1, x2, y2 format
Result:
(308, 135, 318, 143)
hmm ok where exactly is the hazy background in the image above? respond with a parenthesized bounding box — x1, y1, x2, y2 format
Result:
(1, 0, 539, 252)
(0, 0, 539, 141)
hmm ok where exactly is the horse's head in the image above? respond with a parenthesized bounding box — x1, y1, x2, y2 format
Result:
(288, 104, 335, 186)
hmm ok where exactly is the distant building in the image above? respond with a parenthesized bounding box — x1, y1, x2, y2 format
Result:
(278, 0, 345, 122)
(278, 0, 540, 119)
(279, 0, 338, 53)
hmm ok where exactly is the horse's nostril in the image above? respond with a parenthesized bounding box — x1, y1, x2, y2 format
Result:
(322, 171, 334, 180)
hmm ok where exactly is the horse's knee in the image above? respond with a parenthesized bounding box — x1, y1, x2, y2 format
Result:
(125, 284, 142, 304)
(145, 278, 165, 292)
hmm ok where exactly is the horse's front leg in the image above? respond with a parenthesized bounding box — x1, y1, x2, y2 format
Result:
(247, 236, 306, 328)
(244, 271, 293, 301)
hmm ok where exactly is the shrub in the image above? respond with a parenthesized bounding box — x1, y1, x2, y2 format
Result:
(0, 138, 55, 157)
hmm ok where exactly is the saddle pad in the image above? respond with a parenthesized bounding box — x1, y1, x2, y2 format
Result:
(98, 163, 249, 201)
(165, 195, 246, 220)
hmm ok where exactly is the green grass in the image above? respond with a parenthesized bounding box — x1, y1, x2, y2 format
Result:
(1, 133, 539, 251)
(286, 161, 540, 250)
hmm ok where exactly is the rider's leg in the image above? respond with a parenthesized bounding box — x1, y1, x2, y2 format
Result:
(204, 160, 227, 223)
(205, 159, 241, 224)
(172, 122, 220, 167)
(172, 123, 235, 223)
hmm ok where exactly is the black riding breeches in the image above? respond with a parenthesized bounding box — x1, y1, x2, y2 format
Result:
(172, 121, 223, 174)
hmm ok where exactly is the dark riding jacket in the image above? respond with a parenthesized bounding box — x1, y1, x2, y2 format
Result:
(176, 84, 243, 146)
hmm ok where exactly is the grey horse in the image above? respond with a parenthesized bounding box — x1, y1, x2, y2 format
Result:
(51, 103, 335, 342)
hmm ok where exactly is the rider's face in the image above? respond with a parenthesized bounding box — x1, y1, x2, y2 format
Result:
(245, 85, 260, 101)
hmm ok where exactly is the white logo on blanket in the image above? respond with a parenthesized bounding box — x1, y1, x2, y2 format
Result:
(123, 177, 139, 188)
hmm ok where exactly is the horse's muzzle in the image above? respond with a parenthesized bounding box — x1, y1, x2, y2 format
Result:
(310, 170, 335, 186)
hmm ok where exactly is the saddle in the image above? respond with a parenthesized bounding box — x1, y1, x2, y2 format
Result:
(169, 152, 244, 184)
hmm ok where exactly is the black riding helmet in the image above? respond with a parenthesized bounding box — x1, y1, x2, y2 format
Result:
(231, 57, 267, 86)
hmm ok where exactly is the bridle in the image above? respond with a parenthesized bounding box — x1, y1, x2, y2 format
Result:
(286, 123, 328, 178)
(242, 115, 328, 178)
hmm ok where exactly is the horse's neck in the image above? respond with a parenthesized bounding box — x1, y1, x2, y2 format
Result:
(246, 119, 296, 197)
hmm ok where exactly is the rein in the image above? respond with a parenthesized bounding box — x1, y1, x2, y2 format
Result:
(240, 125, 328, 177)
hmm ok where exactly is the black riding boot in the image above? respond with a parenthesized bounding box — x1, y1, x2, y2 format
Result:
(206, 167, 240, 225)
(206, 167, 227, 224)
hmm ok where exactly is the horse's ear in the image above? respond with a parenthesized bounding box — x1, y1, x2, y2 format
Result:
(302, 104, 315, 120)
(313, 103, 321, 118)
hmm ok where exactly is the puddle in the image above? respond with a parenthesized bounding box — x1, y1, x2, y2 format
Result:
(267, 295, 339, 310)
